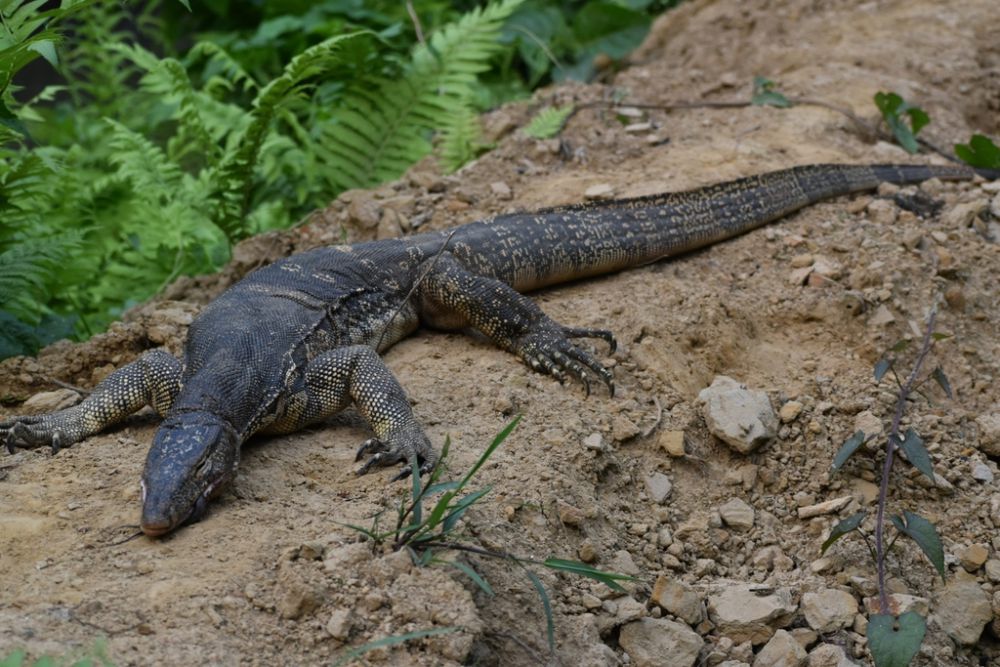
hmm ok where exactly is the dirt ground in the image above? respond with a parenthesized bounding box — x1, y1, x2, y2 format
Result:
(2, 0, 1000, 665)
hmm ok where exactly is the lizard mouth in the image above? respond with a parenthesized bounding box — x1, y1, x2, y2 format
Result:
(139, 473, 229, 537)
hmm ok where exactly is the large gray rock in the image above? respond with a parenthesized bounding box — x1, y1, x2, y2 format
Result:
(698, 376, 777, 453)
(801, 589, 857, 633)
(650, 576, 704, 625)
(708, 585, 797, 645)
(719, 498, 756, 531)
(753, 629, 806, 667)
(619, 617, 704, 667)
(932, 579, 992, 645)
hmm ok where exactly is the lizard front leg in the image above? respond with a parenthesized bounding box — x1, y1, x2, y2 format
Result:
(2, 349, 182, 454)
(264, 345, 435, 478)
(416, 253, 616, 395)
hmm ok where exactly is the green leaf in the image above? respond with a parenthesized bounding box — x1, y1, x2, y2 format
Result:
(174, 0, 192, 10)
(821, 511, 867, 554)
(525, 569, 555, 653)
(26, 39, 57, 67)
(437, 558, 494, 596)
(751, 76, 791, 108)
(874, 92, 929, 155)
(868, 612, 926, 667)
(954, 134, 1000, 169)
(890, 339, 911, 353)
(831, 431, 867, 472)
(874, 358, 891, 382)
(890, 511, 945, 579)
(332, 627, 461, 667)
(562, 1, 650, 81)
(456, 415, 520, 492)
(0, 649, 26, 667)
(931, 367, 952, 399)
(441, 487, 491, 533)
(930, 332, 952, 342)
(523, 105, 574, 139)
(543, 558, 634, 593)
(898, 429, 934, 481)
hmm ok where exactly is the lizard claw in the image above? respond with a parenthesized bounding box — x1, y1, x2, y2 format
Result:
(2, 416, 74, 454)
(516, 323, 616, 396)
(354, 423, 438, 479)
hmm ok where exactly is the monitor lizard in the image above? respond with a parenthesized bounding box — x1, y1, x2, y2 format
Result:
(1, 162, 993, 535)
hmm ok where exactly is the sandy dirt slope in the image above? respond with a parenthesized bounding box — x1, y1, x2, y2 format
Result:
(2, 0, 999, 664)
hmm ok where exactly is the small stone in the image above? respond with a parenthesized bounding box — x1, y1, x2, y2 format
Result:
(698, 376, 778, 454)
(624, 122, 653, 133)
(811, 256, 842, 280)
(578, 541, 598, 563)
(865, 199, 898, 225)
(612, 414, 640, 441)
(801, 589, 858, 633)
(976, 413, 1000, 457)
(797, 496, 852, 519)
(790, 254, 814, 268)
(983, 559, 1000, 583)
(21, 388, 81, 414)
(807, 643, 859, 667)
(650, 576, 704, 625)
(346, 194, 382, 229)
(581, 593, 603, 610)
(852, 411, 883, 440)
(610, 550, 641, 576)
(991, 192, 1000, 219)
(753, 629, 806, 667)
(584, 183, 615, 200)
(868, 305, 895, 327)
(616, 597, 647, 624)
(876, 182, 900, 197)
(558, 500, 586, 527)
(297, 541, 325, 561)
(326, 608, 353, 640)
(660, 430, 687, 457)
(779, 401, 803, 423)
(489, 181, 512, 199)
(959, 544, 989, 572)
(708, 585, 797, 645)
(277, 585, 323, 620)
(971, 462, 994, 483)
(620, 618, 704, 667)
(932, 579, 992, 645)
(719, 498, 755, 531)
(943, 199, 988, 228)
(582, 432, 605, 451)
(753, 546, 793, 572)
(645, 472, 673, 504)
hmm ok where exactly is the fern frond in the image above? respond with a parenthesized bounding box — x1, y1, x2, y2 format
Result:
(209, 31, 366, 242)
(523, 104, 574, 139)
(438, 103, 490, 173)
(319, 0, 524, 192)
(188, 41, 258, 97)
(0, 233, 81, 319)
(104, 119, 183, 198)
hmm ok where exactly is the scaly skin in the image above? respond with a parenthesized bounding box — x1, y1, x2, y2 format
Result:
(1, 162, 990, 535)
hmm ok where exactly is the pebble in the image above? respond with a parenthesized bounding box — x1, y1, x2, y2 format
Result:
(943, 199, 988, 228)
(976, 413, 1000, 457)
(778, 401, 803, 423)
(489, 181, 512, 199)
(983, 559, 1000, 583)
(753, 546, 794, 572)
(708, 585, 797, 645)
(21, 388, 81, 414)
(582, 432, 605, 451)
(698, 376, 778, 454)
(790, 253, 814, 268)
(752, 629, 806, 667)
(797, 496, 851, 519)
(326, 608, 353, 641)
(660, 430, 687, 457)
(277, 584, 323, 620)
(933, 579, 992, 645)
(619, 618, 704, 667)
(807, 643, 858, 667)
(612, 414, 640, 441)
(971, 462, 994, 483)
(558, 500, 586, 527)
(868, 305, 895, 327)
(959, 544, 989, 572)
(719, 498, 756, 531)
(650, 576, 704, 625)
(862, 593, 929, 616)
(624, 122, 653, 133)
(578, 541, 598, 563)
(800, 589, 857, 633)
(865, 199, 898, 225)
(852, 411, 883, 440)
(645, 472, 673, 504)
(991, 192, 1000, 219)
(584, 183, 615, 200)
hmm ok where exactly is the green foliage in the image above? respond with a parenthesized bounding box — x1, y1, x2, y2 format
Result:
(820, 511, 866, 555)
(751, 76, 790, 108)
(331, 627, 460, 667)
(874, 92, 929, 154)
(0, 638, 114, 667)
(830, 430, 867, 472)
(889, 511, 945, 579)
(954, 133, 1000, 169)
(868, 612, 926, 667)
(898, 429, 933, 481)
(523, 104, 574, 138)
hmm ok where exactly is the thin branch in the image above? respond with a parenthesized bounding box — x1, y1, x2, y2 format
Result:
(43, 376, 92, 395)
(406, 1, 426, 47)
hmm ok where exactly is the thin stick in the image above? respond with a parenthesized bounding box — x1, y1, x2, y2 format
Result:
(874, 309, 937, 613)
(406, 1, 426, 47)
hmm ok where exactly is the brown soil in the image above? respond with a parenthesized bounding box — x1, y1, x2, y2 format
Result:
(3, 0, 1000, 665)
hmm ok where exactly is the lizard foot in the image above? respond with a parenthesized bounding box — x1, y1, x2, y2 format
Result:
(516, 323, 616, 397)
(1, 415, 73, 455)
(354, 422, 437, 480)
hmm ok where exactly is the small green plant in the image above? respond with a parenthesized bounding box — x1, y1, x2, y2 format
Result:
(0, 638, 114, 667)
(874, 92, 929, 154)
(523, 104, 575, 138)
(341, 416, 634, 657)
(824, 309, 951, 667)
(751, 76, 791, 108)
(954, 133, 1000, 169)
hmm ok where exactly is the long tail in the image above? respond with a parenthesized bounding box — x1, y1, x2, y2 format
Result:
(429, 163, 993, 291)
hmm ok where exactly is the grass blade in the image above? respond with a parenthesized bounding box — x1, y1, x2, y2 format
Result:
(332, 627, 461, 667)
(436, 558, 494, 596)
(525, 569, 555, 654)
(543, 558, 634, 593)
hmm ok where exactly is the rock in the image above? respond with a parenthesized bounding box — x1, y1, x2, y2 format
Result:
(868, 305, 895, 327)
(616, 596, 647, 624)
(796, 496, 851, 519)
(801, 589, 857, 633)
(610, 550, 641, 577)
(613, 414, 640, 441)
(322, 542, 372, 574)
(326, 608, 353, 640)
(932, 579, 992, 645)
(583, 432, 605, 451)
(489, 181, 512, 199)
(21, 388, 81, 414)
(943, 199, 988, 228)
(753, 546, 794, 572)
(984, 559, 1000, 583)
(585, 183, 615, 200)
(976, 413, 1000, 456)
(557, 500, 586, 527)
(578, 541, 598, 563)
(753, 629, 806, 667)
(660, 430, 687, 457)
(297, 541, 325, 561)
(959, 544, 989, 572)
(277, 584, 323, 620)
(991, 192, 1000, 219)
(698, 376, 778, 454)
(619, 618, 704, 667)
(645, 472, 673, 504)
(807, 643, 858, 667)
(346, 193, 382, 229)
(707, 585, 797, 645)
(375, 208, 403, 240)
(853, 411, 883, 440)
(971, 461, 994, 483)
(719, 498, 755, 531)
(862, 593, 929, 617)
(778, 401, 803, 423)
(624, 122, 653, 133)
(866, 199, 898, 225)
(650, 576, 704, 625)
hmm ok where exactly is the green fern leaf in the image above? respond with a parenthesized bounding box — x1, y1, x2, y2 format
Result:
(524, 104, 574, 139)
(319, 0, 524, 192)
(438, 103, 490, 173)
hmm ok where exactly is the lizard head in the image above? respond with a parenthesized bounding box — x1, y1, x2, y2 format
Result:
(139, 413, 240, 537)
